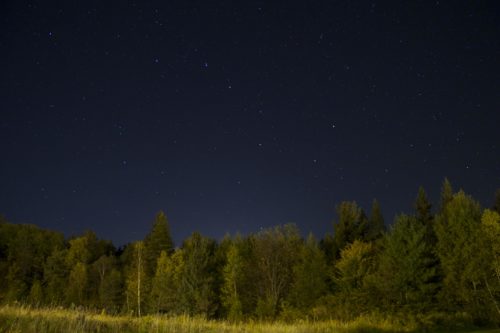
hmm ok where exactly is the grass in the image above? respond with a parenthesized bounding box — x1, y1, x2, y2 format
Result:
(0, 305, 498, 333)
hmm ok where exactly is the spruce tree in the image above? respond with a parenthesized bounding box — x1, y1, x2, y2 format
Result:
(375, 214, 438, 312)
(493, 189, 500, 214)
(144, 211, 174, 277)
(366, 199, 385, 241)
(439, 178, 454, 213)
(414, 186, 436, 245)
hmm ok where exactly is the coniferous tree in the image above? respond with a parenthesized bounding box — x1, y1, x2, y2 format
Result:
(375, 214, 438, 312)
(144, 211, 174, 277)
(415, 186, 435, 243)
(366, 199, 385, 241)
(332, 201, 368, 258)
(439, 178, 454, 213)
(493, 189, 500, 215)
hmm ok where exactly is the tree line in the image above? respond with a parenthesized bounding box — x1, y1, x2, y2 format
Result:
(0, 179, 499, 325)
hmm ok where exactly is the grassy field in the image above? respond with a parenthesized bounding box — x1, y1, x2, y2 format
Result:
(0, 305, 498, 333)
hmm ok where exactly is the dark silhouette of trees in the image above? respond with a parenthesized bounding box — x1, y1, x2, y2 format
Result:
(0, 182, 499, 325)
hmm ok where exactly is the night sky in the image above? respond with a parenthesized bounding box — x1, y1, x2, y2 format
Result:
(1, 1, 499, 246)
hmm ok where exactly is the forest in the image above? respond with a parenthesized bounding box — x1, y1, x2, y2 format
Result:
(0, 179, 499, 330)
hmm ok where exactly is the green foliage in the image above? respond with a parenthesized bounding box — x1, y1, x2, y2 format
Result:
(43, 249, 69, 304)
(124, 241, 148, 316)
(144, 211, 174, 277)
(66, 262, 88, 305)
(178, 232, 219, 318)
(374, 214, 438, 312)
(99, 268, 123, 313)
(332, 240, 377, 319)
(221, 242, 244, 321)
(366, 199, 385, 241)
(439, 178, 454, 213)
(435, 191, 493, 321)
(332, 201, 369, 258)
(288, 234, 328, 312)
(415, 187, 436, 244)
(493, 189, 500, 214)
(252, 224, 301, 319)
(1, 182, 500, 326)
(150, 250, 183, 314)
(480, 209, 500, 320)
(28, 279, 43, 306)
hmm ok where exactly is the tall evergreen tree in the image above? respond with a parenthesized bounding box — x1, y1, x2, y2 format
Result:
(414, 186, 436, 245)
(375, 214, 439, 312)
(144, 211, 174, 277)
(493, 189, 500, 215)
(439, 178, 454, 213)
(366, 199, 385, 241)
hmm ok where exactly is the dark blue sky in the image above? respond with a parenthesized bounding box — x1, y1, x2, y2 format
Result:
(1, 1, 499, 246)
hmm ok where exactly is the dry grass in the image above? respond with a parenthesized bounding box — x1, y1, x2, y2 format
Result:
(0, 305, 498, 333)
